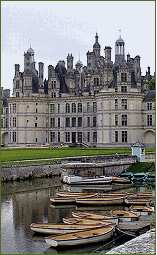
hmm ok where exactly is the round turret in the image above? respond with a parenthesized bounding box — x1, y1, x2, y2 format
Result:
(27, 47, 34, 55)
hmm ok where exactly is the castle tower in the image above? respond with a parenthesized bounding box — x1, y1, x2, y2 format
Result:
(115, 33, 125, 65)
(67, 53, 74, 73)
(93, 33, 101, 57)
(75, 55, 83, 91)
(104, 46, 112, 64)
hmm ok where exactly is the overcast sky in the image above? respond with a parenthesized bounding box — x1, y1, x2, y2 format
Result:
(1, 1, 155, 96)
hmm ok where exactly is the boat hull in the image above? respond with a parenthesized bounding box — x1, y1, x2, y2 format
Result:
(30, 223, 103, 234)
(64, 176, 112, 185)
(125, 198, 151, 205)
(76, 197, 125, 205)
(45, 227, 114, 247)
(72, 212, 118, 225)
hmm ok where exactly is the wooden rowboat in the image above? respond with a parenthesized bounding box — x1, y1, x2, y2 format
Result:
(62, 217, 116, 226)
(124, 197, 152, 205)
(63, 175, 112, 185)
(75, 196, 125, 205)
(110, 210, 139, 222)
(109, 176, 131, 183)
(97, 193, 127, 197)
(44, 226, 114, 247)
(56, 191, 98, 197)
(72, 211, 118, 224)
(30, 222, 105, 235)
(136, 192, 153, 198)
(50, 193, 97, 204)
(129, 205, 154, 216)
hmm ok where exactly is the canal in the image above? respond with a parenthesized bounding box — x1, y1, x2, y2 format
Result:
(1, 176, 153, 254)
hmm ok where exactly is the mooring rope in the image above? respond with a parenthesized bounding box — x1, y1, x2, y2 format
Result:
(90, 232, 127, 253)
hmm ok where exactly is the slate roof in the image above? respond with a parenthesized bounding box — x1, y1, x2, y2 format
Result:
(143, 89, 155, 102)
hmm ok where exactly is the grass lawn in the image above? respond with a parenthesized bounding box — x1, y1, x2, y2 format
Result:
(1, 147, 155, 164)
(1, 147, 132, 162)
(129, 162, 155, 174)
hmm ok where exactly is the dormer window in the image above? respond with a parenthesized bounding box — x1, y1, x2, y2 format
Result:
(121, 86, 127, 92)
(121, 73, 127, 82)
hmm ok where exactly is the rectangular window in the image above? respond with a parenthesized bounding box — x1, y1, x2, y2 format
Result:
(58, 118, 60, 128)
(121, 73, 127, 82)
(121, 86, 127, 92)
(94, 78, 99, 86)
(78, 117, 82, 127)
(66, 117, 70, 127)
(72, 117, 76, 127)
(50, 104, 55, 113)
(65, 132, 70, 142)
(87, 102, 90, 113)
(13, 117, 16, 128)
(87, 117, 90, 127)
(6, 118, 8, 128)
(115, 115, 118, 126)
(16, 80, 20, 89)
(147, 115, 152, 126)
(36, 108, 38, 113)
(115, 131, 118, 142)
(35, 123, 37, 127)
(115, 88, 118, 93)
(36, 138, 38, 143)
(122, 131, 127, 142)
(122, 99, 127, 110)
(93, 116, 96, 127)
(51, 92, 56, 98)
(6, 108, 8, 114)
(115, 99, 118, 110)
(52, 80, 56, 89)
(122, 115, 127, 126)
(58, 104, 60, 113)
(16, 92, 19, 97)
(1, 119, 3, 128)
(147, 103, 152, 110)
(9, 104, 11, 114)
(13, 103, 16, 113)
(93, 102, 97, 112)
(52, 118, 55, 127)
(1, 108, 3, 115)
(78, 132, 82, 143)
(87, 132, 90, 142)
(93, 132, 97, 143)
(50, 131, 55, 142)
(13, 131, 16, 142)
(58, 132, 60, 142)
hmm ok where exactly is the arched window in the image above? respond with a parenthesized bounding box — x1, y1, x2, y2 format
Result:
(66, 103, 70, 113)
(78, 103, 82, 113)
(72, 103, 76, 113)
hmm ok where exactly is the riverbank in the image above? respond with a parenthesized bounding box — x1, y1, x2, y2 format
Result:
(106, 228, 155, 254)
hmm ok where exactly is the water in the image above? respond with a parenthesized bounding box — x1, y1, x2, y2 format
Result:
(1, 177, 152, 254)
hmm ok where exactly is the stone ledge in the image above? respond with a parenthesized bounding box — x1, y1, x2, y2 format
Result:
(106, 229, 155, 254)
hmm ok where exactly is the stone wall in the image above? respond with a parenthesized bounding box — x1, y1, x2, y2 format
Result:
(1, 153, 155, 182)
(1, 161, 61, 181)
(145, 152, 155, 162)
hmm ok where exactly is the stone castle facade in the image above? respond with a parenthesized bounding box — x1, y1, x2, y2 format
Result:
(1, 34, 155, 147)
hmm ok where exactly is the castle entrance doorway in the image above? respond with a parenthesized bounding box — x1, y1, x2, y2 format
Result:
(72, 132, 76, 143)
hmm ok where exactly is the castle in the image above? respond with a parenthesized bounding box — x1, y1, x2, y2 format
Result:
(1, 34, 155, 148)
